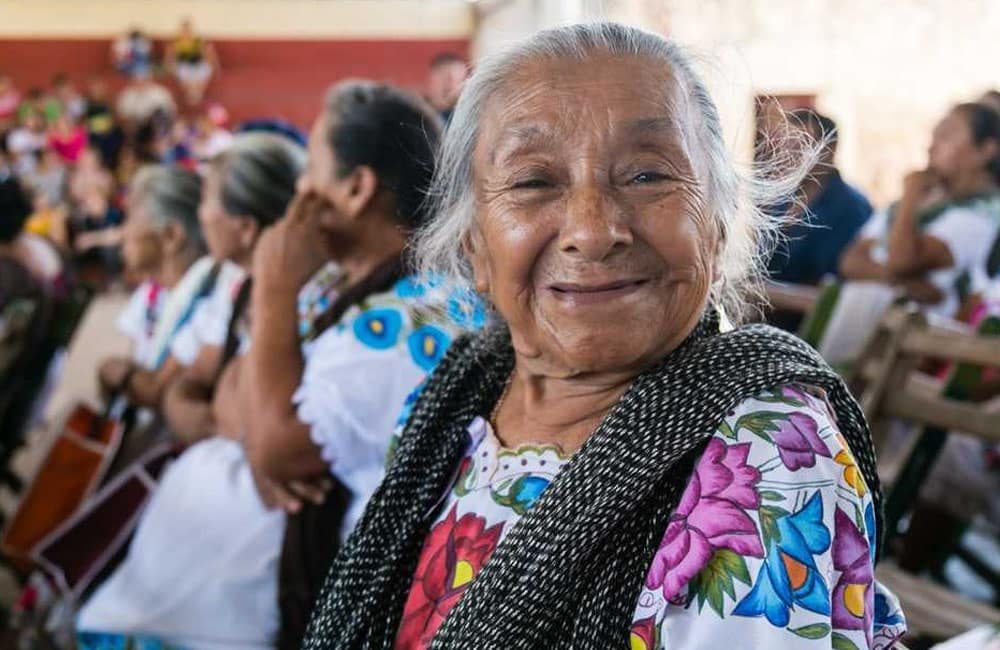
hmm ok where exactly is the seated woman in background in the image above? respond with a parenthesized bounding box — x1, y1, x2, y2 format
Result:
(95, 164, 210, 408)
(821, 102, 1000, 365)
(238, 81, 481, 648)
(163, 131, 306, 442)
(303, 23, 905, 650)
(840, 102, 1000, 312)
(76, 132, 306, 650)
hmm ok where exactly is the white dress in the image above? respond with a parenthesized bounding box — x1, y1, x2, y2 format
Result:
(77, 274, 481, 649)
(820, 202, 1000, 365)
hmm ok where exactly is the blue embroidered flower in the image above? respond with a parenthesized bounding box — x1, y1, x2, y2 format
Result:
(510, 475, 550, 511)
(733, 491, 832, 627)
(395, 382, 425, 428)
(77, 632, 187, 650)
(408, 325, 451, 371)
(873, 591, 904, 628)
(394, 277, 427, 299)
(353, 308, 403, 349)
(447, 288, 488, 329)
(864, 501, 877, 565)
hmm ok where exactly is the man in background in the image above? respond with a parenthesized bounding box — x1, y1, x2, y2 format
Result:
(768, 108, 874, 286)
(425, 52, 469, 124)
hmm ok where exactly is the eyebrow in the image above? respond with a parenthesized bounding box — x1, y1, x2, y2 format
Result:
(490, 124, 554, 166)
(625, 117, 681, 138)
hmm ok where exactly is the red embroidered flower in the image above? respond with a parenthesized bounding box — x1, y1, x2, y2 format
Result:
(629, 616, 657, 650)
(394, 505, 504, 649)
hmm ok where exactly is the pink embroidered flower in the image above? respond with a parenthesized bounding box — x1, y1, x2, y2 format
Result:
(644, 437, 764, 599)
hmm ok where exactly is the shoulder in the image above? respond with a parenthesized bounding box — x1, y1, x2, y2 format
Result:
(636, 384, 886, 645)
(842, 182, 873, 218)
(339, 277, 486, 371)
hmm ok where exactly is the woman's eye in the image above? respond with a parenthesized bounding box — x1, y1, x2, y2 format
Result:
(511, 178, 551, 190)
(629, 171, 669, 184)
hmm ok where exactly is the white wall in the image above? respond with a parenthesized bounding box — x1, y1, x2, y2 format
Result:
(0, 0, 473, 39)
(472, 0, 1000, 205)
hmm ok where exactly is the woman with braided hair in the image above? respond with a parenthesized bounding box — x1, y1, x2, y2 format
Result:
(303, 23, 907, 650)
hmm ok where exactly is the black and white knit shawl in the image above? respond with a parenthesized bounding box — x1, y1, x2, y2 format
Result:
(302, 311, 882, 649)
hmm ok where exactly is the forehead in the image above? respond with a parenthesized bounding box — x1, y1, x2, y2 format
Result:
(478, 53, 690, 159)
(937, 110, 969, 134)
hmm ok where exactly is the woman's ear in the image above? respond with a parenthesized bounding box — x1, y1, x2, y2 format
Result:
(161, 220, 188, 255)
(341, 165, 379, 220)
(465, 226, 491, 295)
(238, 217, 261, 253)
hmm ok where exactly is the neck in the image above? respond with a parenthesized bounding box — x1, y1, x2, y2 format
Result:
(155, 249, 198, 288)
(945, 170, 998, 200)
(494, 361, 637, 453)
(231, 250, 253, 273)
(337, 218, 407, 282)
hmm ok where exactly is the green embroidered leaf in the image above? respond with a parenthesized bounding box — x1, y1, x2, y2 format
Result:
(758, 505, 789, 549)
(452, 458, 475, 497)
(790, 623, 831, 639)
(831, 632, 861, 650)
(718, 420, 737, 440)
(687, 549, 751, 617)
(716, 548, 752, 586)
(733, 411, 787, 442)
(758, 490, 786, 502)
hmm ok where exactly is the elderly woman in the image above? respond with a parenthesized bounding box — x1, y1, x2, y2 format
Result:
(97, 164, 211, 402)
(303, 24, 906, 650)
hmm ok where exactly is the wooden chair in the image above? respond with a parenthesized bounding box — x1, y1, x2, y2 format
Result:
(849, 305, 1000, 641)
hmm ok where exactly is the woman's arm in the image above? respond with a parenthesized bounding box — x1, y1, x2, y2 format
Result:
(241, 199, 332, 481)
(97, 354, 181, 409)
(838, 238, 891, 282)
(163, 374, 215, 444)
(213, 356, 247, 441)
(886, 171, 954, 276)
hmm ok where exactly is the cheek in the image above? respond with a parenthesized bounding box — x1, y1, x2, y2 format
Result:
(477, 206, 553, 297)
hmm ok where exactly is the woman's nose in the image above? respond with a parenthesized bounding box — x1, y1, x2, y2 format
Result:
(557, 185, 632, 261)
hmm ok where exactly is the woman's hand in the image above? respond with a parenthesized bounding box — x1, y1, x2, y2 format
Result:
(901, 169, 939, 206)
(252, 192, 331, 295)
(250, 466, 332, 513)
(98, 357, 134, 396)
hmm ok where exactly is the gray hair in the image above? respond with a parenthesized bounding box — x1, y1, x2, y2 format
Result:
(130, 164, 205, 255)
(209, 132, 306, 228)
(414, 22, 818, 324)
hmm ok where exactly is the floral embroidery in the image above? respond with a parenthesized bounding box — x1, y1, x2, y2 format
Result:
(407, 325, 451, 371)
(770, 412, 832, 471)
(395, 277, 428, 299)
(832, 508, 874, 644)
(446, 288, 488, 329)
(733, 492, 832, 627)
(834, 433, 867, 498)
(77, 632, 188, 650)
(393, 386, 906, 650)
(353, 308, 404, 349)
(645, 438, 763, 603)
(629, 616, 657, 650)
(395, 505, 504, 650)
(489, 474, 551, 514)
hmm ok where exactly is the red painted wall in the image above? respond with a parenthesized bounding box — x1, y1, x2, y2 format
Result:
(0, 38, 469, 127)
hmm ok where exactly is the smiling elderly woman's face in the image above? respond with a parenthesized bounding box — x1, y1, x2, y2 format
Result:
(467, 52, 718, 377)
